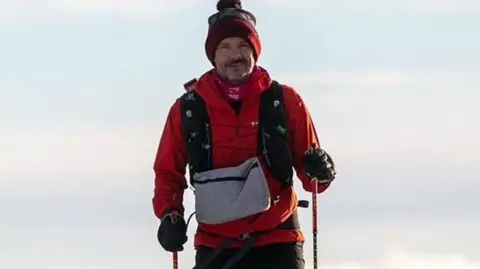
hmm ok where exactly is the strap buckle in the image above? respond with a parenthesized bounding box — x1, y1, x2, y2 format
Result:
(237, 233, 251, 240)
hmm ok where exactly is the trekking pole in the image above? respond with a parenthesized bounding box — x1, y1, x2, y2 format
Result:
(173, 252, 178, 269)
(171, 210, 196, 269)
(311, 178, 318, 269)
(171, 210, 180, 269)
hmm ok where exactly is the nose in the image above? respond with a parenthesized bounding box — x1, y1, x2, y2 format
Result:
(228, 46, 242, 58)
(229, 52, 241, 60)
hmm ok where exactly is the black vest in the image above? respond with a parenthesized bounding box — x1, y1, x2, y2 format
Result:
(179, 80, 294, 186)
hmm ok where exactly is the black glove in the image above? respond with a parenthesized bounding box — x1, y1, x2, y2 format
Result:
(157, 210, 188, 252)
(303, 147, 336, 184)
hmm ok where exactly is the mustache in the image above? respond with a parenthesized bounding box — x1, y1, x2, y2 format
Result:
(227, 58, 247, 66)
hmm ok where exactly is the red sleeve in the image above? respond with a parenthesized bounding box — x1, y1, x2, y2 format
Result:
(152, 99, 189, 219)
(282, 85, 331, 194)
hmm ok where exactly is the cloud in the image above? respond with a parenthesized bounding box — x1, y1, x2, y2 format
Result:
(277, 70, 480, 88)
(2, 60, 479, 268)
(1, 206, 480, 269)
(2, 0, 479, 21)
(260, 0, 480, 14)
(46, 0, 196, 14)
(0, 126, 161, 178)
(1, 116, 478, 180)
(275, 70, 479, 163)
(305, 250, 480, 269)
(1, 222, 479, 269)
(0, 0, 197, 21)
(2, 70, 478, 179)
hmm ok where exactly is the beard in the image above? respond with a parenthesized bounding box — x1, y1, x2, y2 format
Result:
(225, 57, 250, 82)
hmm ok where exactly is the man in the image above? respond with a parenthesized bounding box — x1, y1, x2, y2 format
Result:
(152, 0, 337, 268)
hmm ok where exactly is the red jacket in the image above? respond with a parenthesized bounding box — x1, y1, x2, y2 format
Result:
(152, 68, 330, 248)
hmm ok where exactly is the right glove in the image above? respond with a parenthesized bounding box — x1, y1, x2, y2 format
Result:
(157, 210, 188, 252)
(303, 147, 336, 184)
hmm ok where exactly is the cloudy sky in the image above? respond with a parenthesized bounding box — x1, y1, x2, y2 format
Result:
(1, 0, 479, 268)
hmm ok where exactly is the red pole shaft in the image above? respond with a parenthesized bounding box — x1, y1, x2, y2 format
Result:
(312, 179, 318, 269)
(173, 252, 178, 269)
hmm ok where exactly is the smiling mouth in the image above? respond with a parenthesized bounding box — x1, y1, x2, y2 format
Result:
(228, 62, 245, 68)
(229, 59, 246, 66)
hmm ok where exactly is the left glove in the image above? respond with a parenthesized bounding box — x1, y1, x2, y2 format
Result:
(157, 210, 188, 252)
(303, 147, 336, 184)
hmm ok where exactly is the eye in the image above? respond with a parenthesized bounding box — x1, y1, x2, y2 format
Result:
(217, 43, 230, 50)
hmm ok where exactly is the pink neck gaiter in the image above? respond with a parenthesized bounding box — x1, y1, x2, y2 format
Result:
(213, 66, 260, 102)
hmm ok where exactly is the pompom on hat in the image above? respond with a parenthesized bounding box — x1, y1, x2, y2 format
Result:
(204, 0, 262, 66)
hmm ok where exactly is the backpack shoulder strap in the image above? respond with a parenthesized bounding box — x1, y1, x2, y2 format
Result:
(258, 80, 294, 184)
(183, 78, 198, 92)
(179, 86, 212, 184)
(259, 80, 289, 137)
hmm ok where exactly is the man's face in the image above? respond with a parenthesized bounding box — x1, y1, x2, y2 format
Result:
(214, 37, 255, 84)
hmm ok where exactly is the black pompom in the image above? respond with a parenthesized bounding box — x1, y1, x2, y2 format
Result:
(216, 0, 242, 11)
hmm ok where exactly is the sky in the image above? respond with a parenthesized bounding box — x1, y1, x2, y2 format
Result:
(0, 0, 479, 268)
